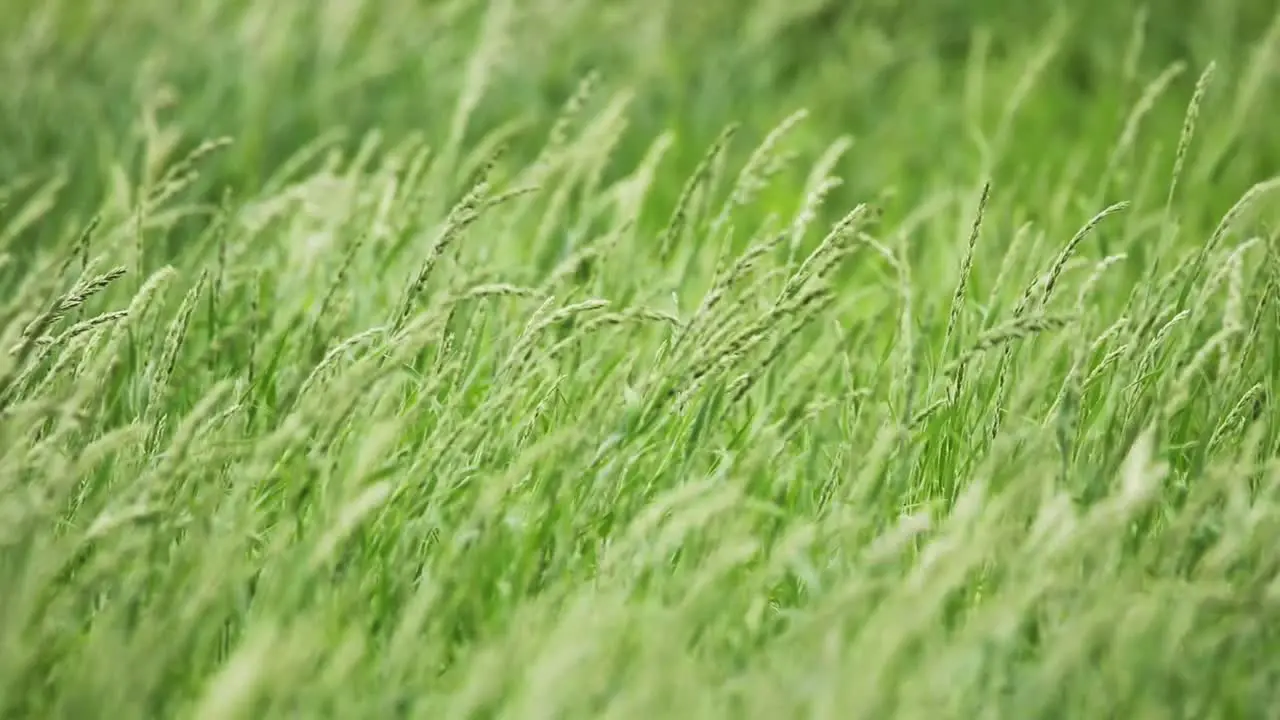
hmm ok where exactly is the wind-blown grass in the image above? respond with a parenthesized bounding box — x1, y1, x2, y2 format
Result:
(2, 0, 1280, 717)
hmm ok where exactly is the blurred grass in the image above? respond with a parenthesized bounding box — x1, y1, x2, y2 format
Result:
(4, 0, 1277, 231)
(2, 0, 1280, 717)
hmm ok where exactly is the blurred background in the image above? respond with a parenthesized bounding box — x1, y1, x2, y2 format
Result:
(2, 0, 1278, 254)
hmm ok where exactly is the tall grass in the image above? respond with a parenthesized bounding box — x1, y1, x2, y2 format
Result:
(2, 0, 1280, 717)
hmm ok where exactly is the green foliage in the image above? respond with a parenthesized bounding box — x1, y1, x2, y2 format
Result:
(2, 0, 1280, 717)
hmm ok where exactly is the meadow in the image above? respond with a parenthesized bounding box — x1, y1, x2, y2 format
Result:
(2, 0, 1280, 717)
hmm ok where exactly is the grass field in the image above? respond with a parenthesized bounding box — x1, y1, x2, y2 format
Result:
(3, 0, 1280, 717)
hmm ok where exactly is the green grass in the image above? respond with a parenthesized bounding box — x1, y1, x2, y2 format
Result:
(3, 0, 1280, 717)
